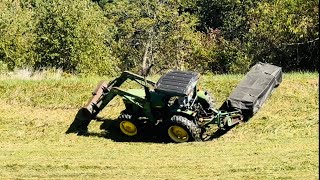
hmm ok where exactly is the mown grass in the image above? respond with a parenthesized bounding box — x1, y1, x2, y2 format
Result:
(0, 72, 318, 179)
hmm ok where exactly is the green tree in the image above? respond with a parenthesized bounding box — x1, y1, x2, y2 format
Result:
(0, 0, 36, 71)
(247, 0, 319, 71)
(179, 0, 260, 73)
(35, 0, 118, 75)
(182, 0, 319, 73)
(103, 0, 203, 74)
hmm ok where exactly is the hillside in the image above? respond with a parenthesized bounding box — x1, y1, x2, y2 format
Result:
(0, 72, 318, 179)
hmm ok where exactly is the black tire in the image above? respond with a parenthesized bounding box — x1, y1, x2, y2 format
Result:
(117, 113, 140, 137)
(167, 115, 201, 143)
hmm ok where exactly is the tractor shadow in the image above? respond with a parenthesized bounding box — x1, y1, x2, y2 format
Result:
(211, 116, 254, 140)
(204, 112, 253, 140)
(80, 115, 253, 143)
(85, 118, 171, 143)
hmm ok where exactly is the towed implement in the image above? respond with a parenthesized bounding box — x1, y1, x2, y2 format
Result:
(66, 62, 282, 143)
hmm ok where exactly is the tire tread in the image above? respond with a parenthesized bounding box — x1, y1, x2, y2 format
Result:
(169, 115, 201, 142)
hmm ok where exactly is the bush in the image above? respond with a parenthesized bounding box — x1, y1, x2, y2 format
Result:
(34, 0, 119, 76)
(0, 1, 36, 70)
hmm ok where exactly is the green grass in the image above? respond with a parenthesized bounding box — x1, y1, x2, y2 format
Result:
(0, 72, 318, 179)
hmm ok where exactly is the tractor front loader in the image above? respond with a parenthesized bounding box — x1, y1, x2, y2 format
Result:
(66, 62, 282, 143)
(65, 71, 156, 134)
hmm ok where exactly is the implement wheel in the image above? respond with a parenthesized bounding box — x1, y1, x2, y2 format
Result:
(118, 113, 138, 136)
(167, 115, 201, 143)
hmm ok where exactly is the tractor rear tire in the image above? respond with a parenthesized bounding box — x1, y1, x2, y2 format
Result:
(167, 115, 201, 143)
(117, 113, 139, 137)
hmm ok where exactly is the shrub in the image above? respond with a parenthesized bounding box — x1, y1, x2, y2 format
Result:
(34, 0, 119, 76)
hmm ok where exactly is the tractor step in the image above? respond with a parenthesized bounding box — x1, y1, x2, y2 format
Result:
(220, 62, 282, 119)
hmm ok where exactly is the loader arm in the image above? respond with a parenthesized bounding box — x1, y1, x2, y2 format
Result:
(109, 71, 155, 89)
(66, 71, 155, 134)
(85, 71, 155, 115)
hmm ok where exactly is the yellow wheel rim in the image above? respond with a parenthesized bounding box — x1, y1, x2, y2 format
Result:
(120, 121, 137, 136)
(168, 125, 189, 143)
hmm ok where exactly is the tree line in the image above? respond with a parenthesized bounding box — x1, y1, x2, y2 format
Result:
(0, 0, 318, 75)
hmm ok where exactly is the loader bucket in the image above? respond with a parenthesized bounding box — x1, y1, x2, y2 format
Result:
(220, 62, 282, 119)
(65, 107, 93, 134)
(66, 81, 108, 134)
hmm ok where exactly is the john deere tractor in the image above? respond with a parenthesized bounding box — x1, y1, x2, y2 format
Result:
(66, 62, 282, 143)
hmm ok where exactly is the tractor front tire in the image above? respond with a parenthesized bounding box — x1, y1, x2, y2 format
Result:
(167, 115, 201, 143)
(118, 113, 139, 137)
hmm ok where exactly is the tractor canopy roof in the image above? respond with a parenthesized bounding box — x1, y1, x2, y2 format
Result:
(155, 70, 200, 96)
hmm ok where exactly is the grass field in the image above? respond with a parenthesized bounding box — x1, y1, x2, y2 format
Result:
(0, 72, 318, 179)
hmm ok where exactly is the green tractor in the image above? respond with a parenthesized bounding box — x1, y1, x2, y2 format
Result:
(66, 62, 282, 143)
